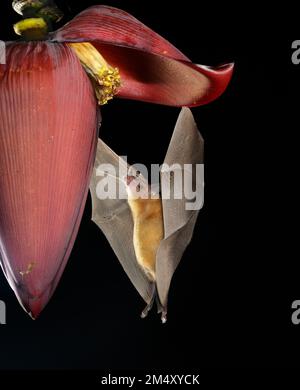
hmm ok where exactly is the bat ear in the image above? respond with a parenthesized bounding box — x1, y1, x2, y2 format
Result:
(156, 107, 204, 320)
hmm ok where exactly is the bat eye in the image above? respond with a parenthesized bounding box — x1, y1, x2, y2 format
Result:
(136, 171, 140, 177)
(136, 184, 141, 192)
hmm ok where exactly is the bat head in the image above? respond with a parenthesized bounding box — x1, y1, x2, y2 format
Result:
(125, 175, 150, 199)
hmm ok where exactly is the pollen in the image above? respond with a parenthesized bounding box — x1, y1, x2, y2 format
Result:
(68, 42, 121, 105)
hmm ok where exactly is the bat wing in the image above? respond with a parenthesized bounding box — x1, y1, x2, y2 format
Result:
(90, 139, 155, 306)
(157, 107, 204, 314)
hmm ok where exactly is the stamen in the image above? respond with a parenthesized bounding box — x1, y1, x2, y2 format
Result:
(68, 43, 121, 105)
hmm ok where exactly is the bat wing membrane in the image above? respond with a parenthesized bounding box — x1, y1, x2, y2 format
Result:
(90, 139, 155, 305)
(157, 107, 204, 311)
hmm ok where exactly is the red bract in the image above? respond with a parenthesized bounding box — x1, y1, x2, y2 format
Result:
(0, 5, 234, 318)
(52, 5, 234, 106)
(0, 42, 99, 318)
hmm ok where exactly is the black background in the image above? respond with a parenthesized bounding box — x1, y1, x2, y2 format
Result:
(0, 0, 295, 371)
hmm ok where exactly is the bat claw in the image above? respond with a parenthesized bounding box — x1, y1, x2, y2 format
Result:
(161, 312, 167, 324)
(140, 304, 152, 318)
(140, 295, 155, 319)
(140, 309, 149, 319)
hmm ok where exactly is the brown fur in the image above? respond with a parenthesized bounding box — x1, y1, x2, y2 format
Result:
(127, 198, 164, 282)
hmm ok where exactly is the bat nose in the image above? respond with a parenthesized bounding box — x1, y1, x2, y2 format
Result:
(126, 175, 135, 185)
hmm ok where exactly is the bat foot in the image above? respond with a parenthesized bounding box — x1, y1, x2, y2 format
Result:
(140, 309, 149, 319)
(140, 295, 155, 319)
(140, 285, 167, 323)
(161, 312, 167, 324)
(140, 303, 153, 319)
(141, 283, 157, 318)
(155, 289, 167, 323)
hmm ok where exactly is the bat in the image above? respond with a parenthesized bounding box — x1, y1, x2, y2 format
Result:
(125, 174, 164, 283)
(90, 107, 204, 323)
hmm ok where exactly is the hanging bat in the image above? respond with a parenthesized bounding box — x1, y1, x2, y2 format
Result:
(90, 107, 204, 323)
